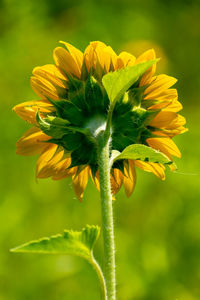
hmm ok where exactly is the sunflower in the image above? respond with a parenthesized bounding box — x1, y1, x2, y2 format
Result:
(13, 41, 187, 200)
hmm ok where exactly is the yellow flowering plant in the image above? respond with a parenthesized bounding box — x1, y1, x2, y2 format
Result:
(11, 41, 187, 300)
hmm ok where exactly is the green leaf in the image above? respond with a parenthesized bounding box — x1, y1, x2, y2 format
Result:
(102, 59, 158, 104)
(11, 225, 100, 260)
(113, 144, 172, 165)
(10, 225, 107, 298)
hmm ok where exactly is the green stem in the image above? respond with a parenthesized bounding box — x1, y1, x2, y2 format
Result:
(90, 255, 107, 300)
(97, 133, 116, 300)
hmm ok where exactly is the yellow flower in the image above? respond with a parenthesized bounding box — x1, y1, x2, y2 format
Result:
(13, 41, 187, 200)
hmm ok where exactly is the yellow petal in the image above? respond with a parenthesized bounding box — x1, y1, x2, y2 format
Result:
(110, 169, 123, 195)
(59, 41, 83, 73)
(116, 51, 136, 69)
(83, 41, 117, 73)
(84, 41, 106, 71)
(123, 160, 137, 197)
(92, 171, 100, 192)
(162, 126, 188, 138)
(36, 144, 58, 177)
(150, 111, 177, 127)
(148, 100, 172, 110)
(135, 49, 157, 86)
(31, 64, 67, 100)
(33, 64, 67, 83)
(16, 127, 50, 156)
(136, 49, 156, 64)
(144, 75, 177, 98)
(72, 167, 90, 201)
(150, 111, 186, 129)
(144, 88, 178, 101)
(53, 47, 81, 78)
(31, 77, 62, 100)
(148, 99, 181, 111)
(52, 157, 77, 180)
(134, 160, 165, 180)
(167, 114, 186, 129)
(162, 100, 183, 112)
(36, 147, 64, 178)
(13, 100, 54, 124)
(147, 132, 181, 159)
(103, 46, 118, 72)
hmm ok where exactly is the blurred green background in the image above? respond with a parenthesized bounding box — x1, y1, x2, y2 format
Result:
(0, 0, 200, 299)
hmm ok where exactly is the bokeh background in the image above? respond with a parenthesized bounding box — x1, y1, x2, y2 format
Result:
(1, 0, 200, 299)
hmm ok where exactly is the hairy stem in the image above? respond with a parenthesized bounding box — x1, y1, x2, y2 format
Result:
(97, 133, 116, 300)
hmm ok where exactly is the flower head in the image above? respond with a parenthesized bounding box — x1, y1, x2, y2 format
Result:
(13, 41, 187, 200)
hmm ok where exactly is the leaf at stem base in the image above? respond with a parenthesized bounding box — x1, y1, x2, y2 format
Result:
(11, 225, 100, 261)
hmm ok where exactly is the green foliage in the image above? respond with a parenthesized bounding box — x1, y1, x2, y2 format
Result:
(102, 59, 158, 104)
(11, 225, 100, 261)
(10, 226, 107, 298)
(112, 144, 172, 165)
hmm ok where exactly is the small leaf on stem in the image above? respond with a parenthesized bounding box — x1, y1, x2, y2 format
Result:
(11, 225, 100, 260)
(113, 144, 174, 165)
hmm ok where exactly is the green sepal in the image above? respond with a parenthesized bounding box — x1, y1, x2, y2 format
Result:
(145, 129, 170, 139)
(141, 99, 166, 109)
(36, 112, 70, 138)
(70, 140, 96, 168)
(113, 144, 173, 165)
(36, 113, 90, 140)
(64, 74, 88, 112)
(140, 128, 155, 143)
(92, 61, 104, 81)
(102, 59, 159, 105)
(109, 60, 115, 72)
(11, 225, 100, 260)
(48, 132, 83, 152)
(127, 86, 147, 108)
(85, 76, 105, 111)
(81, 59, 89, 81)
(65, 72, 84, 94)
(112, 131, 138, 152)
(131, 108, 160, 127)
(48, 99, 84, 126)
